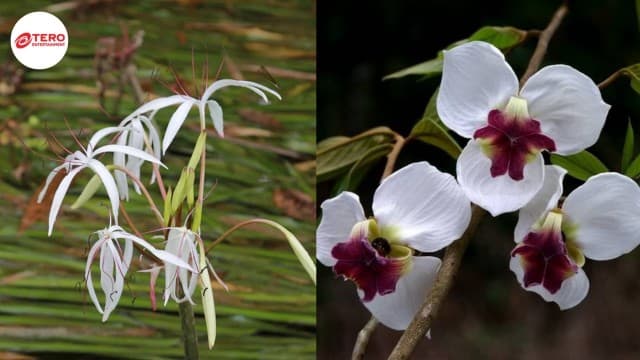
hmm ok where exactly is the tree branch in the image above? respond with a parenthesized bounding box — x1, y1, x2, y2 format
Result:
(519, 3, 569, 86)
(387, 206, 485, 360)
(351, 317, 379, 360)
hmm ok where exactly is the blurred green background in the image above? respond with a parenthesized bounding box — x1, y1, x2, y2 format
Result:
(318, 1, 640, 359)
(0, 1, 315, 359)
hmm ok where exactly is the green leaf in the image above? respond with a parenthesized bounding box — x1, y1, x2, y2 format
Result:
(383, 57, 443, 80)
(188, 131, 207, 170)
(408, 88, 461, 159)
(622, 121, 635, 172)
(317, 127, 396, 182)
(621, 64, 640, 95)
(625, 153, 640, 178)
(383, 26, 526, 80)
(339, 143, 393, 191)
(467, 26, 527, 50)
(550, 151, 608, 181)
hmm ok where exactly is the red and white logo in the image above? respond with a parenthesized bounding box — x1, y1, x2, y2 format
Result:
(10, 12, 68, 70)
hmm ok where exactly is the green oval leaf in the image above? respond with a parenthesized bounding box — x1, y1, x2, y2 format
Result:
(550, 151, 608, 181)
(317, 127, 396, 182)
(408, 88, 461, 159)
(384, 26, 527, 80)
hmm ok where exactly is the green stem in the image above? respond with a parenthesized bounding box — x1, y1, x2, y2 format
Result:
(178, 300, 199, 360)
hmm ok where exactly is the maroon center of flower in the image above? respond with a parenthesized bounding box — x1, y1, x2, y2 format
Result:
(511, 229, 578, 294)
(331, 236, 404, 302)
(474, 109, 556, 181)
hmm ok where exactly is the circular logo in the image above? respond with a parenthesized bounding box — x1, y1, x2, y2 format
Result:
(10, 12, 68, 70)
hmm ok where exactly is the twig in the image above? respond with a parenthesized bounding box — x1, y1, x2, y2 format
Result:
(387, 206, 485, 360)
(519, 3, 569, 86)
(598, 69, 622, 89)
(352, 317, 379, 360)
(381, 133, 406, 181)
(387, 3, 570, 358)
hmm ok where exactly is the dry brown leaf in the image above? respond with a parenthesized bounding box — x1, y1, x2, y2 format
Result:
(18, 168, 67, 234)
(0, 351, 37, 360)
(272, 188, 315, 222)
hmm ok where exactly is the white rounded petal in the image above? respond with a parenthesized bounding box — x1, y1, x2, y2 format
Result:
(563, 172, 640, 260)
(514, 165, 567, 242)
(362, 256, 441, 330)
(520, 65, 610, 155)
(316, 192, 366, 267)
(457, 140, 544, 216)
(437, 41, 519, 138)
(509, 255, 589, 310)
(373, 162, 471, 253)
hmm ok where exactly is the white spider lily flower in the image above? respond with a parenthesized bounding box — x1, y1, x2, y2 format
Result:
(510, 168, 640, 309)
(114, 114, 163, 200)
(163, 227, 200, 305)
(317, 162, 471, 330)
(125, 79, 281, 154)
(85, 225, 195, 321)
(437, 41, 610, 216)
(37, 127, 165, 236)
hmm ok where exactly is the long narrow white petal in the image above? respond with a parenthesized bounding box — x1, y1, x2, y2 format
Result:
(509, 255, 589, 310)
(457, 140, 544, 216)
(114, 132, 129, 201)
(373, 162, 471, 252)
(520, 65, 610, 155)
(127, 95, 192, 119)
(48, 166, 84, 236)
(207, 100, 224, 137)
(85, 239, 105, 315)
(88, 127, 126, 153)
(437, 41, 519, 138)
(87, 159, 120, 222)
(93, 144, 165, 167)
(563, 172, 640, 260)
(514, 165, 567, 242)
(103, 239, 126, 321)
(38, 163, 67, 203)
(362, 256, 441, 330)
(201, 79, 281, 104)
(162, 100, 196, 154)
(316, 192, 366, 267)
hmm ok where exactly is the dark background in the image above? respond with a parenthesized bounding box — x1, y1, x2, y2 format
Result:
(317, 1, 640, 359)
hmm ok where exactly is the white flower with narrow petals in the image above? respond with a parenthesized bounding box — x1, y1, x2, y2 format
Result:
(85, 225, 195, 321)
(510, 168, 640, 309)
(114, 114, 163, 200)
(37, 127, 165, 236)
(163, 227, 199, 305)
(316, 162, 471, 330)
(125, 79, 281, 154)
(437, 41, 610, 216)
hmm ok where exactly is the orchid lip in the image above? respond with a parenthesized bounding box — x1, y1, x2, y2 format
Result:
(474, 96, 556, 181)
(331, 225, 410, 302)
(512, 211, 578, 294)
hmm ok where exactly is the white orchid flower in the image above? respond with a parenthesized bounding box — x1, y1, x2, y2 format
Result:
(114, 114, 163, 200)
(85, 225, 195, 321)
(510, 167, 640, 309)
(125, 79, 281, 154)
(163, 227, 200, 305)
(37, 127, 165, 236)
(316, 162, 471, 330)
(437, 41, 610, 216)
